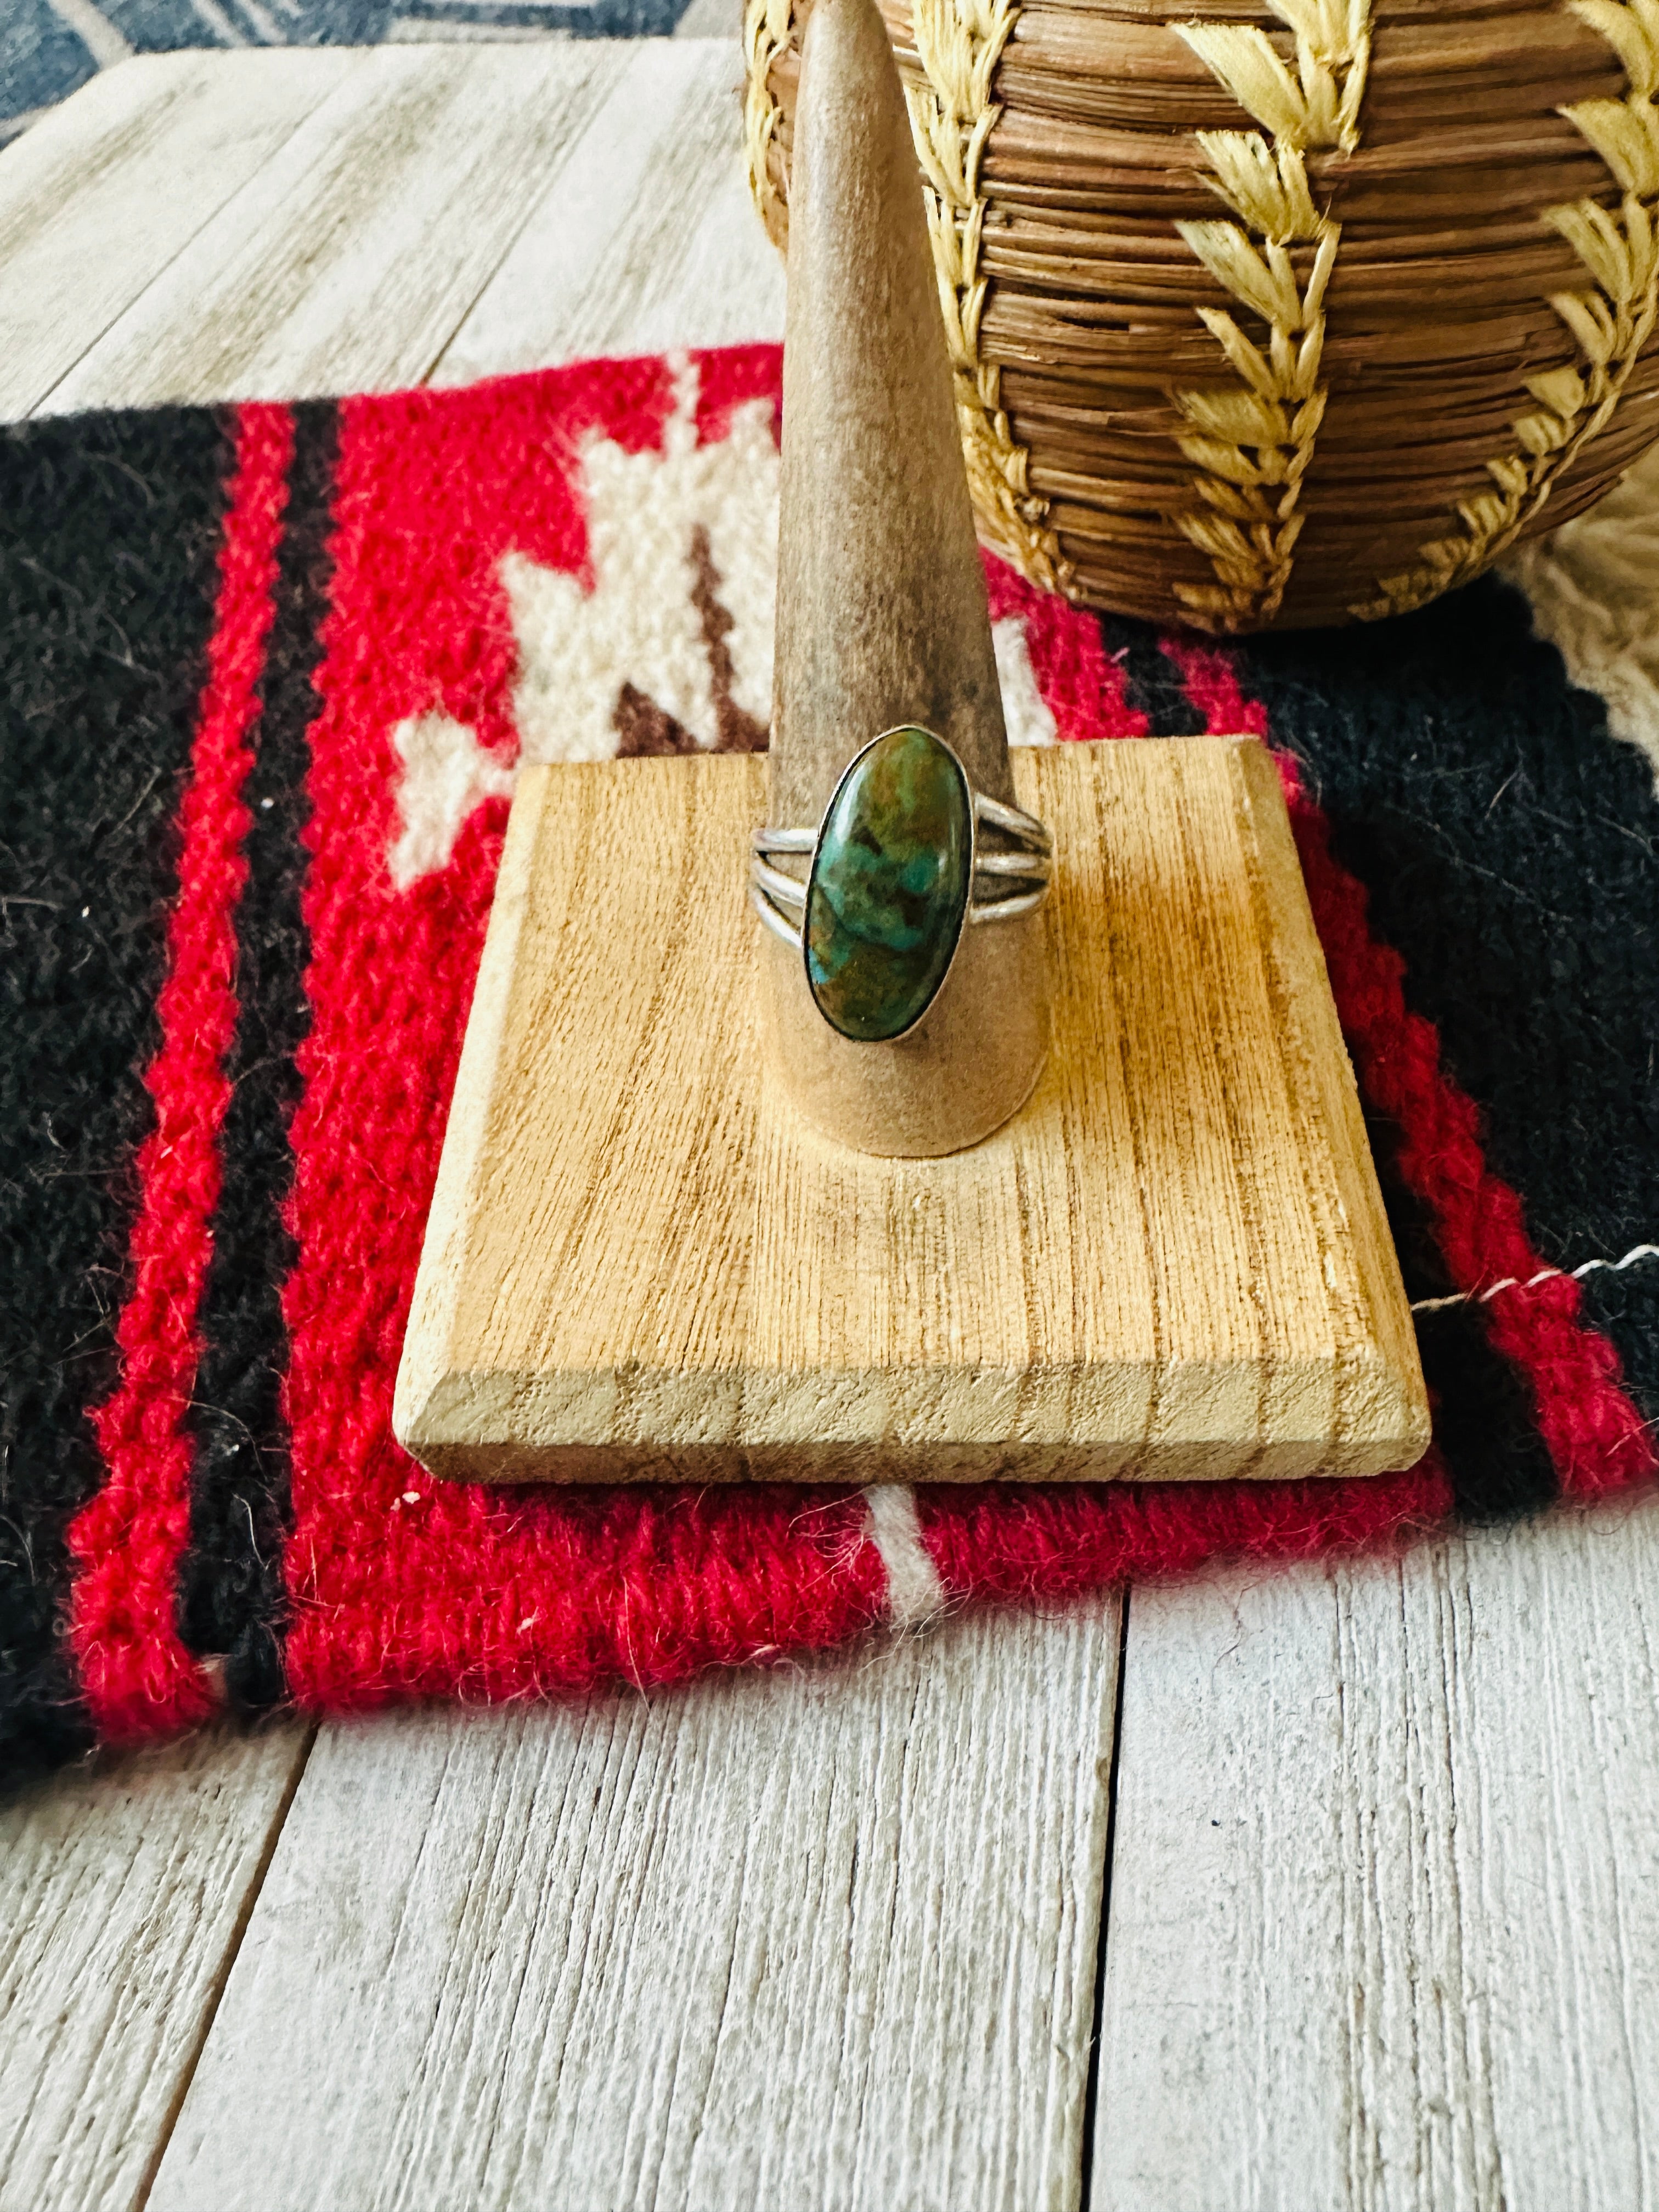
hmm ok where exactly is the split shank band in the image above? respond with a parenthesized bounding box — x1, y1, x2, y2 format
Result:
(746, 724, 1052, 1045)
(749, 746, 1053, 954)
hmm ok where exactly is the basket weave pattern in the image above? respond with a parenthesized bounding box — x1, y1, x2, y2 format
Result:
(746, 0, 1659, 630)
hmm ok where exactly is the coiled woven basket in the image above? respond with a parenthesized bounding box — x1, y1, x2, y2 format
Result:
(744, 0, 1659, 631)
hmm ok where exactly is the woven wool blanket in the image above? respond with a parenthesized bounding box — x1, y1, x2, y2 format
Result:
(4, 344, 1657, 1794)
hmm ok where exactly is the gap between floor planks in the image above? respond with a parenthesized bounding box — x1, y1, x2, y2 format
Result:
(2, 44, 1119, 2212)
(0, 48, 363, 421)
(142, 1600, 1122, 2212)
(8, 36, 1659, 2212)
(0, 1722, 317, 2212)
(24, 41, 783, 420)
(1094, 1493, 1659, 2212)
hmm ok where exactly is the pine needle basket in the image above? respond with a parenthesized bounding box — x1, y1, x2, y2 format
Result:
(744, 0, 1659, 631)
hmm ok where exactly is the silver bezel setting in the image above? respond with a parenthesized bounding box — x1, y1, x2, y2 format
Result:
(749, 727, 1053, 1042)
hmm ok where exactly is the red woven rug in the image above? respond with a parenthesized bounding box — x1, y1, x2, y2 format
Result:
(4, 344, 1656, 1791)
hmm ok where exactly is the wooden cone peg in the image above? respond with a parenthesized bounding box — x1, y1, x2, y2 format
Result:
(755, 0, 1048, 1158)
(392, 0, 1430, 1488)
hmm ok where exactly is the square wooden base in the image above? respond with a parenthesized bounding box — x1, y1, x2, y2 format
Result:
(394, 741, 1429, 1484)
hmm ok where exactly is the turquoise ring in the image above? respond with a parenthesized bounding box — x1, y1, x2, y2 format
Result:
(750, 725, 1052, 1044)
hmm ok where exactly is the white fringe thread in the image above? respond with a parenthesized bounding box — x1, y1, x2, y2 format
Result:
(862, 1485, 947, 1629)
(1411, 1242, 1659, 1315)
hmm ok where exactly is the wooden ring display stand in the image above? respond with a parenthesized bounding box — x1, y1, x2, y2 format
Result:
(393, 0, 1430, 1489)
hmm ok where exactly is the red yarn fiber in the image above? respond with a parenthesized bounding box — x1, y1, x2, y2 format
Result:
(278, 356, 886, 1711)
(1166, 638, 1655, 1503)
(71, 405, 294, 1742)
(46, 346, 1653, 1751)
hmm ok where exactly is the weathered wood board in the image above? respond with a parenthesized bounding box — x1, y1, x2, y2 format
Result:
(430, 40, 781, 386)
(1094, 1492, 1659, 2212)
(41, 42, 627, 416)
(0, 49, 364, 420)
(0, 1724, 313, 2212)
(397, 740, 1428, 1484)
(144, 1598, 1120, 2212)
(5, 35, 1658, 2212)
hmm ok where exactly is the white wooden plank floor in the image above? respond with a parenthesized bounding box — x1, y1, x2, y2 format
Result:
(1098, 1494, 1659, 2212)
(148, 1602, 1118, 2212)
(2, 42, 1656, 2212)
(1, 1724, 313, 2212)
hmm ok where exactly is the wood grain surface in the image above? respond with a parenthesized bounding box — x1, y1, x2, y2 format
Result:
(1094, 1493, 1659, 2212)
(3, 38, 1656, 2212)
(0, 1724, 312, 2212)
(763, 0, 1046, 1154)
(431, 40, 781, 386)
(0, 50, 364, 420)
(43, 44, 628, 415)
(144, 1598, 1120, 2212)
(397, 741, 1426, 1483)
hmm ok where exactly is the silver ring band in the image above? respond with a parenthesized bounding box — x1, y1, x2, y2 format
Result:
(752, 782, 1052, 949)
(749, 725, 1053, 1042)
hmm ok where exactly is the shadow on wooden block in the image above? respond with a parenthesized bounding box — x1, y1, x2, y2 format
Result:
(393, 741, 1429, 1485)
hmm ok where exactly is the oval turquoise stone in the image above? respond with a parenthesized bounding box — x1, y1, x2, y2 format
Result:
(804, 726, 972, 1042)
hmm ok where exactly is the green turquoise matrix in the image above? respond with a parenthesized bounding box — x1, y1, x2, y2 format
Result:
(804, 726, 972, 1041)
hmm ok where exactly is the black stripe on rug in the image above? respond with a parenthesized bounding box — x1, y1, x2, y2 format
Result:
(1235, 573, 1659, 1449)
(0, 407, 234, 1789)
(1368, 1113, 1559, 1520)
(1098, 615, 1207, 738)
(179, 402, 336, 1716)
